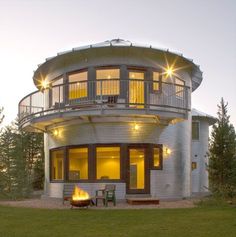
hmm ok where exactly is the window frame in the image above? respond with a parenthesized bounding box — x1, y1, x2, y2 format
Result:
(67, 69, 88, 100)
(95, 144, 122, 181)
(95, 67, 121, 96)
(150, 144, 163, 170)
(50, 147, 66, 182)
(67, 146, 89, 181)
(192, 121, 200, 141)
(49, 76, 64, 107)
(152, 71, 161, 93)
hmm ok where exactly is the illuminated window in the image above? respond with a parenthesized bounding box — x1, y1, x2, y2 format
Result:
(96, 147, 120, 180)
(175, 78, 185, 99)
(192, 121, 200, 140)
(68, 148, 88, 180)
(51, 150, 64, 180)
(129, 71, 144, 108)
(192, 162, 197, 170)
(68, 71, 87, 99)
(153, 147, 162, 169)
(52, 78, 63, 105)
(153, 72, 160, 91)
(96, 69, 120, 95)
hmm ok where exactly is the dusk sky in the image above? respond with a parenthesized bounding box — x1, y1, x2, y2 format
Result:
(0, 0, 235, 127)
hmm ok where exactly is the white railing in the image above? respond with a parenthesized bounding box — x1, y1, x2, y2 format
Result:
(18, 79, 190, 125)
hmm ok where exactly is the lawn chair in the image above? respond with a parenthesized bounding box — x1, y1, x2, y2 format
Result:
(95, 184, 116, 207)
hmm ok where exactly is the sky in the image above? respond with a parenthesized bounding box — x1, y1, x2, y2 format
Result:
(0, 0, 236, 128)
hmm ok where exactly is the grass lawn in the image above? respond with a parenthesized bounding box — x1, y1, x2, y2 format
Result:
(0, 205, 236, 237)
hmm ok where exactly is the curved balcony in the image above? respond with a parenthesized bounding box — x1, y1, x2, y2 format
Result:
(18, 79, 190, 130)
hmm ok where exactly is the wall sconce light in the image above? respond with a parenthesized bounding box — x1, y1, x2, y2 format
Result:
(165, 147, 171, 155)
(166, 67, 173, 77)
(41, 79, 50, 90)
(134, 124, 140, 131)
(52, 129, 60, 137)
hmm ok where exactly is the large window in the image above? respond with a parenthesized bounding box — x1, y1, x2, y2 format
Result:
(68, 71, 87, 100)
(96, 147, 120, 180)
(96, 69, 120, 95)
(68, 148, 88, 180)
(192, 121, 200, 140)
(50, 144, 163, 183)
(52, 78, 63, 106)
(51, 149, 64, 180)
(153, 72, 160, 91)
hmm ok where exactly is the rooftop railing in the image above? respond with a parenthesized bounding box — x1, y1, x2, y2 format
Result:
(18, 79, 190, 126)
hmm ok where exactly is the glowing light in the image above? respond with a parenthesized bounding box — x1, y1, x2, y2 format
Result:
(134, 124, 139, 130)
(166, 67, 173, 77)
(41, 79, 50, 89)
(107, 75, 111, 79)
(53, 129, 59, 136)
(166, 148, 171, 155)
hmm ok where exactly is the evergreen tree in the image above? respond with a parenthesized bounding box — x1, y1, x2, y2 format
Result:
(0, 107, 4, 125)
(209, 98, 236, 198)
(0, 119, 44, 199)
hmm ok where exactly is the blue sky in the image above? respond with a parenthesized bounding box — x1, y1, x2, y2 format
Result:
(0, 0, 235, 127)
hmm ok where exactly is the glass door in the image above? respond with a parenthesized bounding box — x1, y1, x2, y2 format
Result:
(127, 147, 149, 194)
(128, 71, 144, 108)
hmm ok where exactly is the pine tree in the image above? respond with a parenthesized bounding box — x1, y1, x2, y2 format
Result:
(209, 98, 236, 198)
(0, 119, 44, 199)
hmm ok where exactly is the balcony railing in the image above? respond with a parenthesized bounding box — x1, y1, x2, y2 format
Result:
(18, 79, 190, 126)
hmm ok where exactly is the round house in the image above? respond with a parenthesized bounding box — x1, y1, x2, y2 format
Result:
(19, 39, 206, 199)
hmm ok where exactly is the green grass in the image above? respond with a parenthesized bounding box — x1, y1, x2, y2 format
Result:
(0, 206, 236, 237)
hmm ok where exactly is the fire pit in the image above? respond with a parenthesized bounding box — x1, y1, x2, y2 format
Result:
(70, 199, 91, 208)
(70, 185, 92, 209)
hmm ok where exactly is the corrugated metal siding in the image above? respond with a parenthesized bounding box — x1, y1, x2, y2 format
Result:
(191, 120, 209, 193)
(45, 115, 192, 199)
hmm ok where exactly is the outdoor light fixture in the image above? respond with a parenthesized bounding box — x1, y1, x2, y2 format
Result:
(166, 148, 171, 155)
(41, 79, 50, 90)
(134, 124, 139, 130)
(166, 67, 173, 77)
(52, 129, 59, 137)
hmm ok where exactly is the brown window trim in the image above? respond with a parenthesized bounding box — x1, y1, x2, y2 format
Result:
(49, 143, 163, 183)
(95, 144, 123, 181)
(150, 144, 163, 170)
(50, 147, 66, 182)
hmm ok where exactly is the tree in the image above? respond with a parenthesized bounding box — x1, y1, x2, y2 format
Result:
(0, 107, 4, 125)
(0, 119, 44, 199)
(208, 98, 236, 198)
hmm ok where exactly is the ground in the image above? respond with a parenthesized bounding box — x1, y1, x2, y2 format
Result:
(0, 197, 196, 209)
(0, 204, 236, 237)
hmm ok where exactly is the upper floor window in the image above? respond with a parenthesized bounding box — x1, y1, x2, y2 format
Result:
(192, 121, 200, 140)
(153, 72, 160, 91)
(129, 71, 144, 80)
(129, 71, 145, 108)
(68, 71, 88, 100)
(52, 78, 63, 106)
(96, 69, 120, 95)
(175, 78, 185, 99)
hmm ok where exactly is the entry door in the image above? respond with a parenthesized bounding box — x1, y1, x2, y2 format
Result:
(127, 147, 149, 194)
(128, 71, 144, 108)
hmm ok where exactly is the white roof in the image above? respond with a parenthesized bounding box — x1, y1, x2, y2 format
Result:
(192, 108, 217, 125)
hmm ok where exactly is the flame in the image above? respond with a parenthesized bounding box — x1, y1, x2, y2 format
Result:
(72, 185, 90, 201)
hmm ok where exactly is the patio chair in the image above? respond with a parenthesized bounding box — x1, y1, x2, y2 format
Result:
(95, 184, 116, 207)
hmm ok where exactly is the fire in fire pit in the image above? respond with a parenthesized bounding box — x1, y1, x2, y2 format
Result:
(70, 185, 91, 209)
